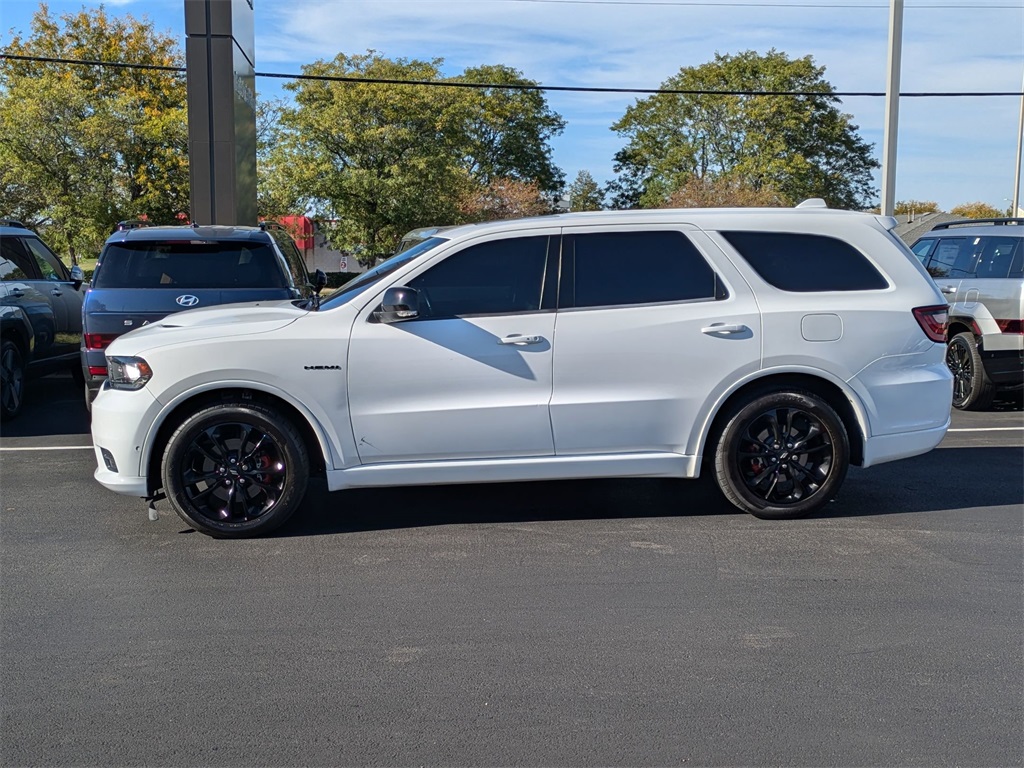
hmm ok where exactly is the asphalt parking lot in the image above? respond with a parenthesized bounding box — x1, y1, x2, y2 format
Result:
(1, 373, 1022, 767)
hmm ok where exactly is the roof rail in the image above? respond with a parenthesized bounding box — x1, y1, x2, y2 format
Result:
(930, 217, 1024, 230)
(0, 218, 27, 228)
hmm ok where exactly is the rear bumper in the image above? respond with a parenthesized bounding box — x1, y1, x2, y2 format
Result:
(981, 349, 1024, 387)
(861, 417, 951, 468)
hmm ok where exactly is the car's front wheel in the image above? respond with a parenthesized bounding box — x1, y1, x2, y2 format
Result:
(161, 401, 309, 537)
(946, 331, 996, 411)
(0, 340, 26, 420)
(713, 390, 850, 520)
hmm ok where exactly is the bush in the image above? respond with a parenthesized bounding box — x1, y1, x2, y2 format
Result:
(323, 271, 362, 288)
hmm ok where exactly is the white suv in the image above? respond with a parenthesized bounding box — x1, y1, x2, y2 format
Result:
(90, 202, 953, 538)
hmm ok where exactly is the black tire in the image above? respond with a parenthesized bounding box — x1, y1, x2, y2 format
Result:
(946, 331, 996, 411)
(0, 339, 26, 421)
(161, 401, 309, 537)
(714, 390, 849, 520)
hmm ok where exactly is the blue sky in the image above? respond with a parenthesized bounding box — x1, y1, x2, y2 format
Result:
(2, 0, 1023, 211)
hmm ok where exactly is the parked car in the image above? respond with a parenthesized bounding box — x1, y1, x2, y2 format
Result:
(910, 218, 1023, 409)
(0, 219, 86, 419)
(81, 222, 323, 408)
(90, 201, 953, 538)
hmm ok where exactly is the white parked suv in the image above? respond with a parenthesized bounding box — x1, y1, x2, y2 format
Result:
(90, 201, 953, 538)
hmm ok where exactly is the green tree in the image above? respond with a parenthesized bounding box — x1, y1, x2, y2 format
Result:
(453, 65, 565, 194)
(950, 201, 1003, 219)
(567, 170, 604, 211)
(266, 52, 566, 261)
(0, 5, 189, 261)
(609, 50, 878, 211)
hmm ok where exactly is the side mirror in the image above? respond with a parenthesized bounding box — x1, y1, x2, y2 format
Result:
(375, 286, 420, 324)
(312, 268, 327, 295)
(69, 265, 85, 289)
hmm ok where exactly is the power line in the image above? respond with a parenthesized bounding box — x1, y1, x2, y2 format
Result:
(2, 53, 1022, 98)
(484, 0, 1019, 6)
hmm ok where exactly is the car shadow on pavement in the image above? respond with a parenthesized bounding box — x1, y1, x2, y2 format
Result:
(274, 445, 1023, 538)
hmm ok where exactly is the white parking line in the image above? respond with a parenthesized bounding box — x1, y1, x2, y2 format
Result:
(947, 427, 1024, 433)
(0, 445, 94, 451)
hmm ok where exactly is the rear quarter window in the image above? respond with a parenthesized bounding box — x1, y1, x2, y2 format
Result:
(721, 231, 889, 292)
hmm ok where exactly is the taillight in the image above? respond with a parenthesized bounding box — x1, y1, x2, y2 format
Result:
(995, 320, 1024, 334)
(85, 333, 118, 350)
(88, 366, 107, 376)
(913, 305, 949, 343)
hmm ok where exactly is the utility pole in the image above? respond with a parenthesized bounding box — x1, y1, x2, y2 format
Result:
(880, 0, 904, 217)
(1013, 67, 1023, 216)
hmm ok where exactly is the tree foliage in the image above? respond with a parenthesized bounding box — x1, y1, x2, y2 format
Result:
(950, 201, 1004, 219)
(459, 177, 553, 221)
(265, 52, 565, 259)
(0, 5, 188, 261)
(609, 50, 878, 211)
(567, 170, 604, 211)
(664, 176, 784, 208)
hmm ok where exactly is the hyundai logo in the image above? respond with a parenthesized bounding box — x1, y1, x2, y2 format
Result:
(176, 295, 200, 307)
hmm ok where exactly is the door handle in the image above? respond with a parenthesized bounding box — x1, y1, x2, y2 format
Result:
(498, 334, 543, 345)
(701, 323, 748, 335)
(940, 286, 957, 295)
(51, 289, 63, 297)
(9, 289, 24, 298)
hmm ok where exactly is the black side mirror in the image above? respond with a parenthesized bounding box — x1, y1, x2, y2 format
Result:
(312, 268, 327, 295)
(69, 265, 85, 290)
(375, 286, 420, 324)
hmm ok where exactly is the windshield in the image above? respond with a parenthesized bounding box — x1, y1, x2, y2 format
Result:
(319, 237, 448, 309)
(94, 241, 288, 290)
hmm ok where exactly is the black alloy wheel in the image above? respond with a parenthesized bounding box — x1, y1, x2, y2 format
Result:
(946, 332, 996, 411)
(714, 390, 849, 519)
(162, 401, 309, 537)
(0, 340, 25, 420)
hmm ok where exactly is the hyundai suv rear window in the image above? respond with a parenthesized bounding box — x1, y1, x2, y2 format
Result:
(93, 241, 289, 289)
(722, 231, 888, 291)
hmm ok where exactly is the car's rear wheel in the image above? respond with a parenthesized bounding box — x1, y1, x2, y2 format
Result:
(714, 390, 849, 520)
(0, 340, 26, 420)
(946, 331, 996, 411)
(161, 401, 309, 537)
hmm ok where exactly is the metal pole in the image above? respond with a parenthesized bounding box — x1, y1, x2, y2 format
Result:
(880, 0, 904, 217)
(1013, 68, 1023, 216)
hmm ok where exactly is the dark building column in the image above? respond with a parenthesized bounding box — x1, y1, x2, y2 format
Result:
(185, 0, 257, 226)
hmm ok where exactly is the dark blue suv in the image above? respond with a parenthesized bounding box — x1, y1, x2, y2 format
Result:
(82, 223, 319, 407)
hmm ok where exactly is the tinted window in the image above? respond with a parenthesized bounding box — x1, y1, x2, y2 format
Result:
(0, 237, 38, 281)
(22, 236, 69, 281)
(971, 236, 1021, 279)
(93, 241, 289, 289)
(924, 238, 970, 279)
(566, 231, 719, 308)
(722, 231, 888, 291)
(407, 236, 550, 318)
(268, 229, 309, 287)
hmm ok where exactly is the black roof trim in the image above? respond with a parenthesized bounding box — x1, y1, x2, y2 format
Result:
(930, 218, 1024, 231)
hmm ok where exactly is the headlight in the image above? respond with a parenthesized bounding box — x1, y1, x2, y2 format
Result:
(106, 355, 153, 390)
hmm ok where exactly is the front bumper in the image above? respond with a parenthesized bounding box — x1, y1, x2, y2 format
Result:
(90, 384, 163, 498)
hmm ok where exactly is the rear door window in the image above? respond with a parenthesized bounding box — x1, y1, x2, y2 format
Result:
(93, 241, 289, 289)
(561, 230, 722, 309)
(970, 236, 1021, 279)
(722, 231, 888, 291)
